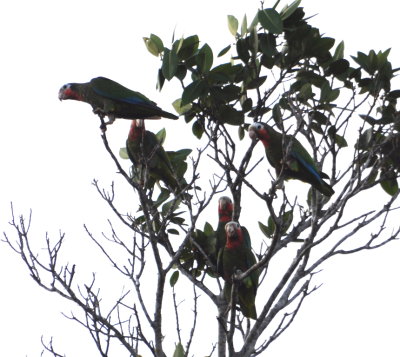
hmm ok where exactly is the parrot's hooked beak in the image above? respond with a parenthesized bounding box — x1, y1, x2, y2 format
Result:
(248, 125, 258, 141)
(58, 88, 65, 101)
(225, 221, 239, 238)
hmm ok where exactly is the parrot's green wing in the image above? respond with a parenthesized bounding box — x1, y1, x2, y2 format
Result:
(91, 77, 156, 106)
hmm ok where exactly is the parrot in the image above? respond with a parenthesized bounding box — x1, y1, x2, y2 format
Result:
(248, 122, 334, 197)
(190, 197, 233, 270)
(58, 76, 178, 126)
(126, 119, 181, 192)
(217, 221, 259, 320)
(215, 196, 234, 260)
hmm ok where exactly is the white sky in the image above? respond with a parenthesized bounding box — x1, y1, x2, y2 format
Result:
(1, 0, 399, 356)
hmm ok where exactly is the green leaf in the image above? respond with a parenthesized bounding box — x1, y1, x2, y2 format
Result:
(258, 9, 283, 34)
(173, 342, 185, 357)
(236, 38, 250, 63)
(351, 51, 375, 75)
(281, 210, 293, 234)
(157, 68, 165, 91)
(119, 147, 129, 160)
(154, 188, 170, 207)
(196, 43, 213, 73)
(258, 221, 273, 238)
(333, 40, 344, 60)
(249, 25, 259, 54)
(241, 14, 248, 36)
(175, 64, 187, 81)
(227, 15, 239, 36)
(178, 35, 200, 60)
(155, 128, 166, 145)
(172, 37, 184, 54)
(246, 75, 267, 90)
(168, 148, 192, 162)
(387, 89, 400, 99)
(272, 103, 282, 125)
(217, 105, 244, 126)
(204, 222, 214, 236)
(309, 111, 329, 125)
(309, 37, 335, 57)
(355, 128, 373, 150)
(328, 59, 350, 76)
(328, 127, 348, 148)
(143, 34, 164, 57)
(167, 228, 179, 235)
(259, 33, 277, 57)
(249, 11, 259, 29)
(181, 80, 207, 106)
(359, 114, 377, 125)
(241, 97, 253, 112)
(209, 63, 243, 84)
(192, 120, 204, 139)
(162, 198, 181, 216)
(218, 45, 231, 57)
(380, 175, 399, 196)
(299, 82, 313, 100)
(172, 98, 192, 115)
(170, 271, 179, 287)
(162, 48, 178, 80)
(238, 125, 245, 140)
(320, 82, 340, 103)
(280, 0, 301, 20)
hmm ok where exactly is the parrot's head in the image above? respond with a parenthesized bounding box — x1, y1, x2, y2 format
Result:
(58, 83, 82, 101)
(225, 221, 243, 248)
(218, 196, 233, 223)
(128, 119, 145, 141)
(248, 122, 271, 147)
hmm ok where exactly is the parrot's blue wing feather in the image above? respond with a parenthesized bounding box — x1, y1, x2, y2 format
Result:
(290, 151, 323, 183)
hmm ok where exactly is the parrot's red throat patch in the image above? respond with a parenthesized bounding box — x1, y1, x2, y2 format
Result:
(226, 231, 243, 249)
(64, 87, 83, 101)
(258, 128, 271, 148)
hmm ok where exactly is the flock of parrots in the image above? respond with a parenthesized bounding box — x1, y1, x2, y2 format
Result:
(58, 76, 335, 319)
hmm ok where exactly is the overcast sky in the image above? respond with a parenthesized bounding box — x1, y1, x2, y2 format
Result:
(1, 0, 399, 356)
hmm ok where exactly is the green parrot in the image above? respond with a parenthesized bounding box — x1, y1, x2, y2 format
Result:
(249, 122, 334, 197)
(58, 76, 178, 126)
(217, 221, 259, 320)
(126, 119, 180, 192)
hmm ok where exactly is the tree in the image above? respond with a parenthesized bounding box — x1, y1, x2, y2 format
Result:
(4, 1, 400, 356)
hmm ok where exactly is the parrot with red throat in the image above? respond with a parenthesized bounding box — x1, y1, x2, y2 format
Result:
(217, 221, 258, 320)
(58, 76, 178, 127)
(248, 122, 334, 197)
(215, 196, 234, 258)
(126, 119, 180, 192)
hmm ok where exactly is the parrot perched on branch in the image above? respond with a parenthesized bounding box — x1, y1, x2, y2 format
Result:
(215, 196, 234, 259)
(248, 122, 334, 197)
(126, 119, 180, 192)
(218, 221, 259, 320)
(58, 76, 178, 127)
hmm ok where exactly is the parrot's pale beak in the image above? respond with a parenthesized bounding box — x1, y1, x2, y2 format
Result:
(225, 221, 237, 237)
(248, 127, 258, 140)
(58, 89, 64, 101)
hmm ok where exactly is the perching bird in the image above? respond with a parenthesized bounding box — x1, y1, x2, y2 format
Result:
(215, 196, 234, 259)
(58, 76, 178, 126)
(126, 119, 180, 191)
(248, 122, 334, 197)
(218, 221, 259, 320)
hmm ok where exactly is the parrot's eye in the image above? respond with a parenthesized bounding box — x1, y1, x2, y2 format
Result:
(256, 123, 262, 130)
(229, 221, 240, 229)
